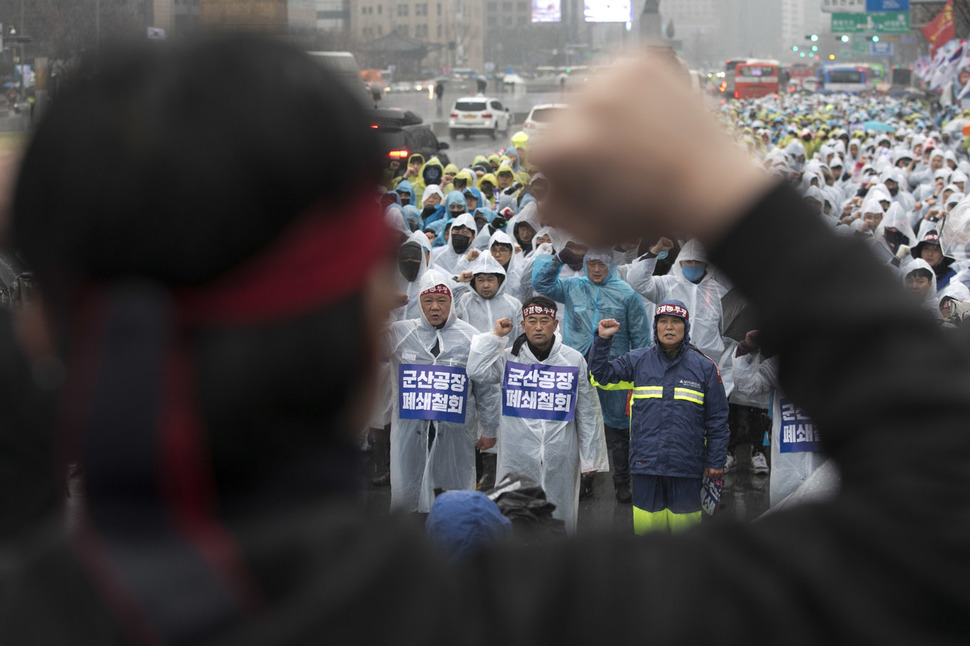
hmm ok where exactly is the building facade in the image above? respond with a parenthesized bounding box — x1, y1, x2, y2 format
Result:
(198, 0, 316, 34)
(781, 0, 826, 60)
(350, 0, 483, 73)
(317, 0, 350, 31)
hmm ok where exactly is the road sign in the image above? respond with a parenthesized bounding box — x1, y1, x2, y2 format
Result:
(831, 12, 910, 33)
(870, 41, 894, 56)
(822, 0, 865, 13)
(866, 0, 908, 11)
(837, 39, 873, 57)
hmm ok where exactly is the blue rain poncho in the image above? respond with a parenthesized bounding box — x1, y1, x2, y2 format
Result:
(532, 249, 650, 428)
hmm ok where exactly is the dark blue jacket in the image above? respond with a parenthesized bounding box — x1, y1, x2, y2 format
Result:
(589, 333, 729, 478)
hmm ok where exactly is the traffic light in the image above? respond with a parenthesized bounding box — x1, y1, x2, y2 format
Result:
(792, 45, 799, 52)
(872, 35, 880, 42)
(811, 34, 819, 42)
(811, 45, 818, 52)
(840, 35, 849, 43)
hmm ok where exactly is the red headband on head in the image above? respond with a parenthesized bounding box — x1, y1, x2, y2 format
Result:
(421, 284, 451, 298)
(175, 194, 390, 326)
(656, 303, 689, 321)
(523, 304, 557, 319)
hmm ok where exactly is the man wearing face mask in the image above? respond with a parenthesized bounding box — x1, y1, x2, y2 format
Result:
(626, 237, 732, 397)
(394, 179, 416, 208)
(417, 157, 445, 197)
(371, 232, 434, 487)
(387, 270, 499, 513)
(431, 213, 477, 274)
(395, 235, 432, 321)
(533, 249, 650, 503)
(464, 187, 504, 252)
(425, 189, 467, 231)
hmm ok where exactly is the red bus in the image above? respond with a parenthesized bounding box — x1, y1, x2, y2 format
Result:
(734, 59, 780, 100)
(788, 63, 816, 81)
(722, 58, 748, 96)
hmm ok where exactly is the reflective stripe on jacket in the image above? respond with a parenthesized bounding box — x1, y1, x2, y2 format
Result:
(589, 334, 729, 478)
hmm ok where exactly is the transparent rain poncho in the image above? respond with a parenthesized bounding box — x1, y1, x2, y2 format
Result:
(387, 269, 500, 512)
(467, 329, 608, 533)
(453, 254, 523, 339)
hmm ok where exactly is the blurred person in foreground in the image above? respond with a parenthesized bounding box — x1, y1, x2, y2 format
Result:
(1, 37, 967, 645)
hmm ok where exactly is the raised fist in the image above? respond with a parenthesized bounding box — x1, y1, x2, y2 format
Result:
(598, 318, 620, 339)
(457, 270, 474, 283)
(650, 237, 675, 255)
(494, 317, 514, 337)
(466, 249, 480, 262)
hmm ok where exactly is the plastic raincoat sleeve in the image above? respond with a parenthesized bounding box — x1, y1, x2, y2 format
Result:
(466, 333, 504, 440)
(733, 353, 780, 400)
(453, 252, 479, 276)
(517, 254, 537, 298)
(702, 362, 730, 470)
(576, 355, 610, 474)
(424, 206, 447, 227)
(587, 335, 635, 389)
(471, 377, 500, 439)
(624, 291, 652, 349)
(467, 332, 510, 385)
(449, 276, 473, 300)
(531, 254, 569, 303)
(624, 255, 672, 304)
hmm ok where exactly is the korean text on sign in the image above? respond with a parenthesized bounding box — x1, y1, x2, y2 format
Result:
(502, 361, 579, 422)
(779, 397, 822, 453)
(399, 364, 468, 424)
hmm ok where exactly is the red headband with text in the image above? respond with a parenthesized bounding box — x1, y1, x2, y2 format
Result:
(421, 284, 452, 298)
(656, 303, 689, 321)
(523, 304, 557, 319)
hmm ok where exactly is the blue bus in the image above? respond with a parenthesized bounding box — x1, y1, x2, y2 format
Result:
(818, 64, 872, 93)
